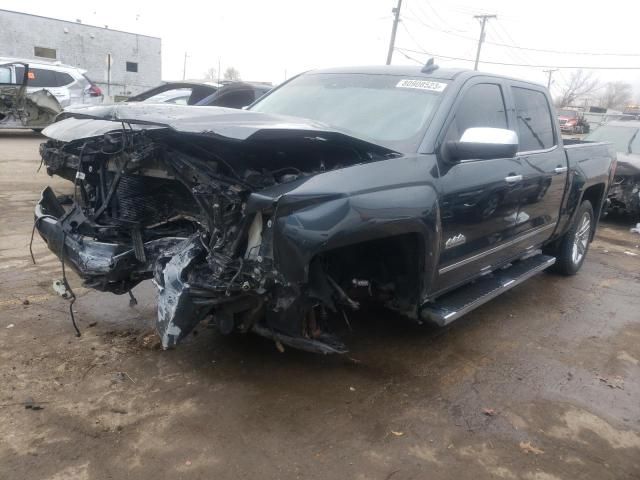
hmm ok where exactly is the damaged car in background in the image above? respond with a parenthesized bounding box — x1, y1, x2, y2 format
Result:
(585, 121, 640, 217)
(1, 62, 62, 130)
(35, 66, 615, 354)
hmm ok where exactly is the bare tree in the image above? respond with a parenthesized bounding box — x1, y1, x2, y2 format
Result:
(598, 81, 633, 110)
(223, 67, 241, 82)
(555, 70, 599, 107)
(203, 67, 217, 82)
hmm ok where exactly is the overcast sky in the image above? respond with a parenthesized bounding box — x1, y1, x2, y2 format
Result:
(2, 0, 640, 98)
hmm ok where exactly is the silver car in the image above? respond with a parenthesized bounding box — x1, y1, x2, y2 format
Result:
(0, 57, 103, 129)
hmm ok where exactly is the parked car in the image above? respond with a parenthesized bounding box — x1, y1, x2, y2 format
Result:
(585, 121, 640, 216)
(0, 57, 102, 107)
(557, 108, 590, 134)
(1, 61, 62, 130)
(126, 82, 219, 105)
(35, 65, 614, 353)
(126, 81, 271, 109)
(0, 58, 102, 130)
(196, 82, 272, 108)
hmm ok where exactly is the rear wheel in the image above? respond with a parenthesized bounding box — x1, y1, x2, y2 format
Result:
(551, 200, 594, 275)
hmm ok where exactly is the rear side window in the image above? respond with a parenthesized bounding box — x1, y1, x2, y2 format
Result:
(444, 83, 507, 142)
(14, 67, 57, 87)
(55, 72, 74, 86)
(0, 66, 11, 84)
(512, 87, 555, 151)
(208, 89, 256, 108)
(14, 67, 75, 87)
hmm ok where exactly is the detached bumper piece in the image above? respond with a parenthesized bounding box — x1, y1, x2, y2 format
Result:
(36, 186, 185, 294)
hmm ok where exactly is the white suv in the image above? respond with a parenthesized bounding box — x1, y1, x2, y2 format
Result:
(0, 57, 103, 108)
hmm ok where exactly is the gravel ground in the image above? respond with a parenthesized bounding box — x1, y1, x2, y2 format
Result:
(1, 130, 639, 480)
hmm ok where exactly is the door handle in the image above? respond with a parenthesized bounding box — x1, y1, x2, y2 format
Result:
(554, 166, 568, 174)
(504, 175, 523, 183)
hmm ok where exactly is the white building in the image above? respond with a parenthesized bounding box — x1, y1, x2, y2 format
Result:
(0, 9, 161, 97)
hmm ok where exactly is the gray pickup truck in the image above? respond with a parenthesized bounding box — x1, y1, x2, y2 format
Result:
(35, 65, 615, 353)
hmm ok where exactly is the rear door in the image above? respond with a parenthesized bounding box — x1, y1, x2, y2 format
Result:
(508, 84, 567, 244)
(434, 79, 524, 293)
(15, 66, 70, 106)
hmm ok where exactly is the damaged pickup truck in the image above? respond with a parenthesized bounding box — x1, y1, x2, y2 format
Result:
(1, 62, 62, 130)
(35, 66, 616, 353)
(585, 121, 640, 217)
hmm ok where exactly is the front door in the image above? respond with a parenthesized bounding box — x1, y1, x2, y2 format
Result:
(434, 81, 523, 294)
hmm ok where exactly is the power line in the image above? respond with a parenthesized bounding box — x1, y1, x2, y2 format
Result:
(395, 47, 424, 65)
(395, 46, 640, 70)
(402, 11, 640, 57)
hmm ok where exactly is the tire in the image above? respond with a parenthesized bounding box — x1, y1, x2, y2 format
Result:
(550, 200, 594, 275)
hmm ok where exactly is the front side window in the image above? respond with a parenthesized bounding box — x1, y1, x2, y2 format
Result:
(444, 83, 508, 143)
(512, 87, 555, 151)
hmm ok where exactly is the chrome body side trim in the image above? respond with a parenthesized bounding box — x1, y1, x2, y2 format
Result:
(438, 223, 555, 275)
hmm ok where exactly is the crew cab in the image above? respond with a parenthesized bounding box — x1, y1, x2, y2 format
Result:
(35, 65, 615, 353)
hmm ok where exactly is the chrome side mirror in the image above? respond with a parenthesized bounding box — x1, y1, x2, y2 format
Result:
(444, 127, 519, 162)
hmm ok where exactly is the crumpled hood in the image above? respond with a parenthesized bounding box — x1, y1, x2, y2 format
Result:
(45, 103, 397, 157)
(615, 152, 640, 177)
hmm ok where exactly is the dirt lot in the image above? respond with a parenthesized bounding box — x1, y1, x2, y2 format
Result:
(1, 130, 639, 480)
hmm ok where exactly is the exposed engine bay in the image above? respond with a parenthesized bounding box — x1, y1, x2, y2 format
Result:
(0, 62, 62, 129)
(36, 107, 416, 354)
(607, 153, 640, 217)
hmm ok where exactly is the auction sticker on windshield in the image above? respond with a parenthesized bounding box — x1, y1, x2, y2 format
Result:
(396, 79, 447, 92)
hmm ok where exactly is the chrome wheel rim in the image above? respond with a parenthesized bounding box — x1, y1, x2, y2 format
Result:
(572, 212, 591, 265)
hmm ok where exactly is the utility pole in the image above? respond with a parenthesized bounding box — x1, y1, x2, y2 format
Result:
(386, 0, 403, 65)
(543, 68, 558, 89)
(182, 51, 188, 80)
(473, 14, 496, 71)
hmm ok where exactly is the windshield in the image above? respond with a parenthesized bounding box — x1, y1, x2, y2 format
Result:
(558, 109, 578, 118)
(585, 124, 640, 153)
(250, 73, 447, 151)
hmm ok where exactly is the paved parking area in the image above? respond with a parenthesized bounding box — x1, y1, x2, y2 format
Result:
(1, 130, 639, 479)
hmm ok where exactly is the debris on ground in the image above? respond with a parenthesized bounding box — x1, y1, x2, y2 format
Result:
(519, 441, 544, 455)
(6, 324, 14, 329)
(391, 430, 404, 436)
(52, 279, 69, 298)
(623, 251, 638, 256)
(140, 332, 161, 350)
(22, 299, 30, 305)
(630, 223, 640, 234)
(597, 375, 624, 389)
(482, 408, 497, 416)
(24, 397, 44, 410)
(112, 372, 136, 384)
